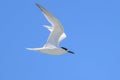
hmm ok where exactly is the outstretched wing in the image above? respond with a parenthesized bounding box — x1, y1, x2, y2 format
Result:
(36, 3, 66, 47)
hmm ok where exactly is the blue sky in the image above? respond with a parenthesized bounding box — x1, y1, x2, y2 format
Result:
(0, 0, 120, 80)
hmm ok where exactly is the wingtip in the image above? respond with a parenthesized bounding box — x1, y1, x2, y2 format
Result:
(35, 3, 39, 6)
(35, 3, 43, 7)
(35, 3, 44, 11)
(35, 3, 40, 7)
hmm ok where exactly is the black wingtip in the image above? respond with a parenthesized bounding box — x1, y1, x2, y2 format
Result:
(61, 47, 68, 51)
(35, 3, 39, 6)
(35, 3, 45, 12)
(35, 3, 40, 8)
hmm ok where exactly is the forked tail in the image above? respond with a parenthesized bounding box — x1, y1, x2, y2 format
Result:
(26, 48, 40, 50)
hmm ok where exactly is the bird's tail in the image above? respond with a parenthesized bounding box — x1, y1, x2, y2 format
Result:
(26, 48, 40, 50)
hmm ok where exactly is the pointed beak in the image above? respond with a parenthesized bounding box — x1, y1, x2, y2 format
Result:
(68, 51, 75, 54)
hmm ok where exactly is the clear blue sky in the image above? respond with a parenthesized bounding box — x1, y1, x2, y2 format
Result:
(0, 0, 120, 80)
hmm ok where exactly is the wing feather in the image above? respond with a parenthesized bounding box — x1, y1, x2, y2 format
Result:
(36, 3, 66, 47)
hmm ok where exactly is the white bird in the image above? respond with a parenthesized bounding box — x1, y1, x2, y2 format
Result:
(26, 3, 74, 55)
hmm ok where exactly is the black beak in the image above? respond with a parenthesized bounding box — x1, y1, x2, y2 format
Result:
(68, 51, 75, 54)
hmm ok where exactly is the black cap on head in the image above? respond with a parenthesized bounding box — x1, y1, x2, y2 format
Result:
(61, 47, 68, 51)
(61, 47, 74, 54)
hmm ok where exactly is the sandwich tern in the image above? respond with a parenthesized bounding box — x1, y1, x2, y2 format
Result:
(27, 3, 74, 55)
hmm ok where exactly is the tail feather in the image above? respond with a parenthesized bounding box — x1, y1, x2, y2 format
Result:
(26, 48, 40, 50)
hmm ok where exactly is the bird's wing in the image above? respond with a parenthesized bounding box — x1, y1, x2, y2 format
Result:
(36, 3, 66, 47)
(58, 32, 66, 42)
(36, 3, 61, 26)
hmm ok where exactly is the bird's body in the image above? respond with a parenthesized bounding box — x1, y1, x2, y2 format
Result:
(26, 3, 74, 55)
(27, 47, 67, 55)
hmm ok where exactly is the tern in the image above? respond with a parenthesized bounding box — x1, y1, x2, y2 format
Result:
(27, 3, 74, 55)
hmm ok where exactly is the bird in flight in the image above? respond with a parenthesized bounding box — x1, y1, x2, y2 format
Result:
(26, 3, 74, 55)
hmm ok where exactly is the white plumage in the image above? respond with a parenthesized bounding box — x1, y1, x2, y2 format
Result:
(27, 3, 74, 55)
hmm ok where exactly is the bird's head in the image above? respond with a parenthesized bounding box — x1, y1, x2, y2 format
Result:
(61, 47, 74, 54)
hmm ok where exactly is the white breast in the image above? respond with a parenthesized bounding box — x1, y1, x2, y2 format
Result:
(37, 48, 67, 55)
